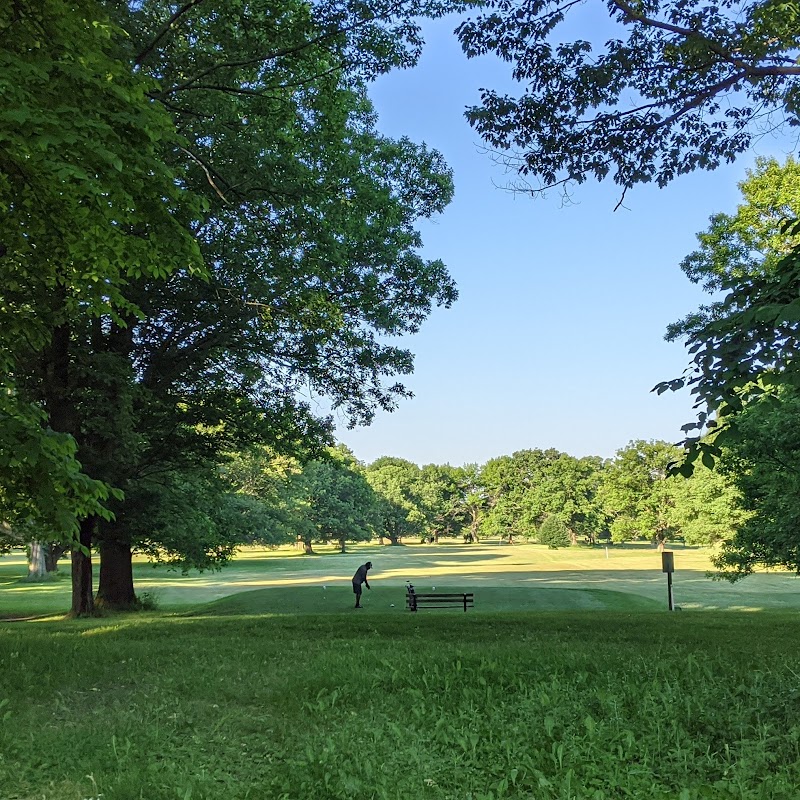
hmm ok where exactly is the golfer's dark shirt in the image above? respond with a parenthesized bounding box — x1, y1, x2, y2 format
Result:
(352, 564, 369, 585)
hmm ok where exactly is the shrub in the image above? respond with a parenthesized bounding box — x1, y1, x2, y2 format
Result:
(538, 515, 571, 549)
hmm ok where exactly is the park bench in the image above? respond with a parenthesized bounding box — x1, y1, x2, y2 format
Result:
(406, 583, 474, 612)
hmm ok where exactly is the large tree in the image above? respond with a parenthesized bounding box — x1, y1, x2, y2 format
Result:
(480, 454, 534, 542)
(4, 0, 459, 612)
(457, 0, 800, 197)
(481, 449, 605, 544)
(598, 440, 681, 545)
(667, 462, 747, 547)
(287, 449, 380, 553)
(415, 463, 467, 541)
(1, 0, 204, 613)
(668, 157, 800, 338)
(655, 160, 800, 465)
(655, 158, 800, 571)
(366, 457, 425, 545)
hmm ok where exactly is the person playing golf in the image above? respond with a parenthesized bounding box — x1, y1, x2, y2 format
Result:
(352, 561, 372, 608)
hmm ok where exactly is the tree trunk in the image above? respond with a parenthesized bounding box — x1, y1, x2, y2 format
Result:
(70, 517, 95, 616)
(45, 543, 68, 573)
(338, 537, 346, 553)
(26, 541, 47, 581)
(96, 537, 136, 609)
(41, 317, 94, 615)
(303, 538, 314, 555)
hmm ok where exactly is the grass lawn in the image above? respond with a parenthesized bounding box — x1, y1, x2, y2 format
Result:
(3, 544, 800, 798)
(2, 610, 800, 799)
(2, 541, 800, 617)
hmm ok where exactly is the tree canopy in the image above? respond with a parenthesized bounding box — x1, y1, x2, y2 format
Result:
(0, 0, 203, 536)
(457, 0, 800, 196)
(713, 389, 800, 577)
(1, 0, 461, 613)
(655, 160, 800, 465)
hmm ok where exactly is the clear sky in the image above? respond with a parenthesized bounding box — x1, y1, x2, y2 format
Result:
(334, 13, 793, 468)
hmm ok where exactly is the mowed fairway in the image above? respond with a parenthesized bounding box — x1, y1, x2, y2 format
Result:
(3, 541, 800, 617)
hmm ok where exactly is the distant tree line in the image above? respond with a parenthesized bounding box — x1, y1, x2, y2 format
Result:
(12, 438, 739, 571)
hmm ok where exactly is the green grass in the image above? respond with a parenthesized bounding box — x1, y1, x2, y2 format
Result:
(3, 541, 800, 617)
(2, 542, 800, 798)
(200, 585, 662, 615)
(2, 611, 800, 799)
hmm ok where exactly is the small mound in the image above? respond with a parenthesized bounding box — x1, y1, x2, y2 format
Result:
(193, 584, 662, 616)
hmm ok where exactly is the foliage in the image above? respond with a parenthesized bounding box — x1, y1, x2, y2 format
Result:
(121, 465, 279, 572)
(4, 0, 461, 610)
(656, 159, 800, 466)
(121, 0, 459, 429)
(366, 457, 425, 544)
(537, 514, 571, 549)
(656, 237, 800, 468)
(479, 454, 533, 540)
(457, 0, 800, 195)
(655, 156, 800, 573)
(670, 157, 800, 300)
(666, 157, 800, 357)
(221, 447, 302, 547)
(4, 612, 800, 798)
(287, 449, 381, 551)
(0, 0, 202, 537)
(667, 462, 748, 546)
(0, 402, 114, 536)
(712, 389, 800, 578)
(598, 440, 681, 544)
(458, 463, 486, 542)
(481, 449, 606, 543)
(415, 463, 468, 540)
(0, 0, 202, 330)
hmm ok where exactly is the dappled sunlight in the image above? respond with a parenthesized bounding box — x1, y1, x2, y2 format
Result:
(1, 581, 67, 594)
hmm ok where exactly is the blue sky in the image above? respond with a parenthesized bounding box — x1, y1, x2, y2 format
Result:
(334, 13, 792, 467)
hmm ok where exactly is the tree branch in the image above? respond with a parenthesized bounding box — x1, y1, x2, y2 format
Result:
(134, 0, 207, 68)
(179, 147, 231, 205)
(156, 2, 406, 98)
(610, 0, 800, 76)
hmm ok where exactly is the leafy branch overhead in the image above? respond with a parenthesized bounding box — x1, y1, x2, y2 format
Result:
(654, 160, 800, 472)
(655, 220, 800, 468)
(457, 0, 800, 193)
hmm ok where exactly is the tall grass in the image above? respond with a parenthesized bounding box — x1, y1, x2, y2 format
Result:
(2, 611, 799, 799)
